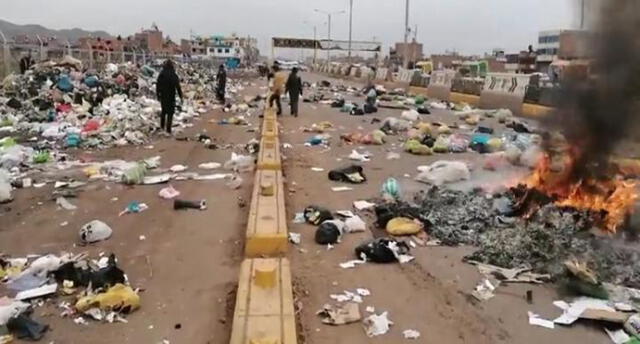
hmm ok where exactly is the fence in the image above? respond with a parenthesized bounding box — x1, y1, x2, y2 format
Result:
(0, 42, 181, 78)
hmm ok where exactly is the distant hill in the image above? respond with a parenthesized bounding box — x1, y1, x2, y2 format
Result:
(0, 18, 111, 43)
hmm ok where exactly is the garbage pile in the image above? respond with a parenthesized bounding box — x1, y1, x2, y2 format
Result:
(369, 185, 640, 289)
(0, 252, 139, 341)
(0, 58, 216, 157)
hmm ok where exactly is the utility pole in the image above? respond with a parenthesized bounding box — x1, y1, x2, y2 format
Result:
(348, 0, 353, 63)
(315, 9, 345, 65)
(403, 0, 410, 68)
(580, 0, 585, 29)
(313, 25, 318, 66)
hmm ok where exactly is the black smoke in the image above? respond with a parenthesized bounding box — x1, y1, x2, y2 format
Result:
(545, 0, 640, 181)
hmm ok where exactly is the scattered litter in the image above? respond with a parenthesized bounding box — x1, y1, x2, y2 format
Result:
(198, 162, 221, 170)
(75, 284, 140, 313)
(339, 260, 366, 269)
(316, 303, 361, 325)
(528, 311, 555, 329)
(15, 283, 58, 301)
(158, 185, 180, 199)
(119, 201, 149, 216)
(353, 200, 376, 210)
(311, 167, 325, 172)
(605, 328, 631, 344)
(56, 197, 77, 210)
(348, 150, 370, 162)
(174, 199, 207, 211)
(363, 312, 393, 337)
(79, 220, 113, 243)
(345, 215, 367, 233)
(289, 232, 301, 245)
(403, 329, 421, 339)
(415, 161, 470, 186)
(169, 164, 188, 173)
(332, 186, 353, 192)
(472, 279, 497, 301)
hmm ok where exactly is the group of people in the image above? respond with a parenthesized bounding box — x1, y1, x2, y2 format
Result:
(268, 64, 303, 117)
(155, 60, 303, 135)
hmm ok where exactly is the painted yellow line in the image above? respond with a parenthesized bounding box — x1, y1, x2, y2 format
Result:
(229, 258, 297, 344)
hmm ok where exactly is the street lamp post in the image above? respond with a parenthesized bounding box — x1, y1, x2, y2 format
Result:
(0, 30, 10, 77)
(315, 9, 345, 65)
(348, 0, 353, 63)
(403, 0, 410, 69)
(303, 21, 319, 66)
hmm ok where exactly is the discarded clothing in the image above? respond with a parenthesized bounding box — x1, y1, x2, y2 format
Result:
(328, 165, 366, 184)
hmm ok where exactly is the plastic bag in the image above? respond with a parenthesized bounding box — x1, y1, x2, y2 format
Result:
(315, 220, 344, 245)
(401, 110, 419, 122)
(404, 139, 432, 155)
(449, 133, 471, 153)
(386, 217, 422, 236)
(0, 169, 12, 203)
(158, 185, 180, 199)
(75, 284, 140, 313)
(328, 165, 366, 184)
(415, 161, 470, 186)
(223, 152, 254, 172)
(432, 136, 450, 153)
(122, 162, 147, 185)
(345, 216, 367, 233)
(355, 238, 410, 263)
(304, 205, 334, 225)
(381, 177, 401, 199)
(79, 220, 113, 243)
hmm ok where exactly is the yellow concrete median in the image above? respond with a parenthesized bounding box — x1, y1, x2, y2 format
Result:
(245, 169, 288, 257)
(229, 258, 297, 344)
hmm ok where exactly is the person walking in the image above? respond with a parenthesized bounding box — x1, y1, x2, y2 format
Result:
(268, 64, 287, 115)
(285, 67, 303, 117)
(156, 60, 183, 134)
(216, 64, 227, 103)
(19, 53, 34, 74)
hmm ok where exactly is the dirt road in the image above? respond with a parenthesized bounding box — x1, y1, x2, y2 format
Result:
(1, 81, 264, 344)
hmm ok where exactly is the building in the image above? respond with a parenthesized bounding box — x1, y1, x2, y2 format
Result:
(536, 30, 592, 73)
(180, 34, 259, 66)
(389, 39, 423, 67)
(132, 24, 164, 53)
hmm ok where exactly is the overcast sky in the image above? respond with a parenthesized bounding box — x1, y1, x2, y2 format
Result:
(2, 0, 582, 56)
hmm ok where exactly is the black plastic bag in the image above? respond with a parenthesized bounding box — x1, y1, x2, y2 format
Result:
(476, 126, 494, 134)
(315, 221, 342, 245)
(328, 165, 366, 184)
(355, 238, 411, 263)
(52, 253, 125, 290)
(6, 98, 22, 110)
(421, 135, 436, 148)
(7, 313, 48, 341)
(417, 106, 431, 115)
(304, 205, 333, 225)
(364, 103, 378, 114)
(331, 99, 345, 108)
(350, 108, 364, 116)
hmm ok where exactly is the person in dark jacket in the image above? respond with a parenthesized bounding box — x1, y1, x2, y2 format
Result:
(216, 64, 227, 103)
(285, 67, 303, 117)
(19, 53, 34, 74)
(156, 60, 183, 134)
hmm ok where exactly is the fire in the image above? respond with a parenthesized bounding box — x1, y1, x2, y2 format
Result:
(525, 154, 638, 232)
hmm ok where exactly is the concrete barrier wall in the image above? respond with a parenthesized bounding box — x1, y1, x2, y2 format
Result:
(427, 70, 456, 101)
(479, 73, 531, 115)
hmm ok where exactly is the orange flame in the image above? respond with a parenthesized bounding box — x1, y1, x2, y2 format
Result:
(525, 154, 638, 232)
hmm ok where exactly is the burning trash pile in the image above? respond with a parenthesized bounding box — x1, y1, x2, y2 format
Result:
(0, 252, 139, 341)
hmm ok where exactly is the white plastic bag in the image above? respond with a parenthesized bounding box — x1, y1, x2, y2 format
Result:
(401, 110, 419, 122)
(0, 168, 12, 203)
(79, 220, 113, 243)
(415, 161, 470, 186)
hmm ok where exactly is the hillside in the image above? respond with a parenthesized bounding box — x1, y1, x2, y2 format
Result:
(0, 18, 111, 42)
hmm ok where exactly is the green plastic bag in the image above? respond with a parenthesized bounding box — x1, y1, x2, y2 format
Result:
(122, 162, 148, 185)
(381, 177, 401, 199)
(33, 151, 51, 164)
